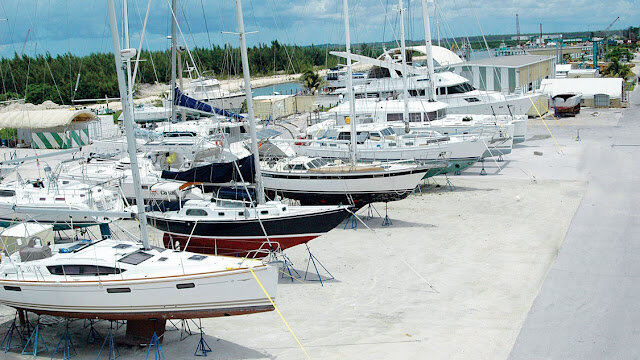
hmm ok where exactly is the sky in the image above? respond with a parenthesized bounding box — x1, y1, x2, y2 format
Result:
(0, 0, 637, 58)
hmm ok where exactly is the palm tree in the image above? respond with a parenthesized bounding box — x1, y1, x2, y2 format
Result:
(300, 69, 323, 94)
(603, 58, 633, 80)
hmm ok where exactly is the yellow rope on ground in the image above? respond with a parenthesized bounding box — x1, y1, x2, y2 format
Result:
(249, 267, 312, 360)
(528, 96, 563, 154)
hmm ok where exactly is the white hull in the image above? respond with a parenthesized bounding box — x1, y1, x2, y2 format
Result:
(262, 167, 427, 194)
(0, 266, 276, 319)
(0, 239, 277, 320)
(444, 94, 535, 117)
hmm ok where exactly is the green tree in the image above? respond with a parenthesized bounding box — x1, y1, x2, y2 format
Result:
(300, 69, 323, 94)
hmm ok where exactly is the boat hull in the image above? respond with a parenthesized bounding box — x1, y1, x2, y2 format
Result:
(0, 265, 276, 320)
(423, 158, 478, 177)
(151, 208, 351, 256)
(268, 189, 413, 208)
(262, 167, 428, 207)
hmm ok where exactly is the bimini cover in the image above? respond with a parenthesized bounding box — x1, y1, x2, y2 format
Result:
(161, 155, 255, 184)
(0, 109, 96, 129)
(174, 88, 244, 120)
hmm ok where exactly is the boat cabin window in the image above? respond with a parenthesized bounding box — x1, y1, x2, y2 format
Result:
(370, 132, 382, 141)
(409, 113, 421, 122)
(260, 210, 269, 215)
(387, 113, 404, 122)
(438, 83, 475, 95)
(216, 199, 246, 208)
(424, 111, 437, 121)
(186, 209, 209, 216)
(0, 190, 15, 197)
(113, 244, 132, 250)
(337, 132, 351, 141)
(380, 128, 395, 136)
(464, 97, 481, 103)
(47, 265, 125, 276)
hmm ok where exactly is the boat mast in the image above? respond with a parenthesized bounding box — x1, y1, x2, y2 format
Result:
(107, 0, 151, 249)
(342, 0, 357, 166)
(398, 0, 410, 132)
(235, 0, 265, 204)
(420, 0, 437, 101)
(123, 0, 134, 99)
(170, 0, 178, 122)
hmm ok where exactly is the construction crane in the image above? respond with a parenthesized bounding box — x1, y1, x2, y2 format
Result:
(516, 13, 521, 47)
(601, 16, 620, 41)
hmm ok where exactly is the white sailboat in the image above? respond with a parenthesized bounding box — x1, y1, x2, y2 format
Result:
(0, 176, 125, 230)
(62, 155, 204, 206)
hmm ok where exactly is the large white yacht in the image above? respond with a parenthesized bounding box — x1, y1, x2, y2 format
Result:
(329, 46, 539, 116)
(324, 98, 527, 147)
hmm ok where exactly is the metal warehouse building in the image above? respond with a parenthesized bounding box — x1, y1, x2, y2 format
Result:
(450, 55, 557, 93)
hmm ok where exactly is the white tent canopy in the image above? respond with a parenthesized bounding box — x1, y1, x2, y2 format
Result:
(0, 109, 96, 129)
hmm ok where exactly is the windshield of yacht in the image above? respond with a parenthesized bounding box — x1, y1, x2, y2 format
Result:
(163, 131, 197, 138)
(437, 83, 475, 95)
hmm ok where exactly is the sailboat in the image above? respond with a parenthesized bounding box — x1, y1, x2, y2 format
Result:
(0, 167, 125, 230)
(261, 156, 437, 207)
(0, 0, 277, 330)
(146, 0, 350, 258)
